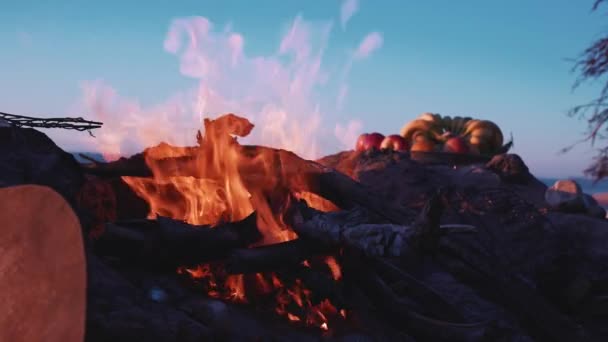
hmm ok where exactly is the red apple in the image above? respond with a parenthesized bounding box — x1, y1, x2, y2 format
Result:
(366, 132, 385, 150)
(356, 132, 385, 151)
(380, 135, 409, 151)
(443, 136, 470, 154)
(355, 133, 369, 151)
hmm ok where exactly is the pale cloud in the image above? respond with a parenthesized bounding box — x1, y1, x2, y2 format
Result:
(228, 33, 244, 66)
(340, 0, 359, 30)
(335, 31, 384, 112)
(336, 83, 349, 111)
(354, 32, 383, 59)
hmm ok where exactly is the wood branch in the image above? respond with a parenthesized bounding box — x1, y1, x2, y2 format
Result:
(365, 270, 492, 341)
(406, 189, 444, 257)
(371, 257, 465, 322)
(225, 238, 333, 275)
(95, 212, 261, 269)
(286, 194, 469, 259)
(438, 239, 592, 342)
(0, 111, 102, 133)
(343, 254, 492, 341)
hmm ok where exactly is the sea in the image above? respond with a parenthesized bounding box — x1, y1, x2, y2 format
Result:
(539, 177, 608, 196)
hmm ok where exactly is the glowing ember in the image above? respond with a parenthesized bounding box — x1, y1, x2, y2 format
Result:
(287, 313, 301, 322)
(182, 265, 210, 279)
(325, 256, 342, 281)
(340, 309, 347, 318)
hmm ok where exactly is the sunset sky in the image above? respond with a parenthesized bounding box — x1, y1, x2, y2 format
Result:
(0, 0, 606, 177)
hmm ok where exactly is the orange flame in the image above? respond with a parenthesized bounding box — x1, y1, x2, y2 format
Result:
(124, 114, 343, 330)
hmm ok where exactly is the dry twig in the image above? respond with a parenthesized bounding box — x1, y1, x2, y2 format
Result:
(0, 111, 102, 136)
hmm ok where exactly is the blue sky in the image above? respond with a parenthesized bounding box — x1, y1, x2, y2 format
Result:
(0, 0, 607, 177)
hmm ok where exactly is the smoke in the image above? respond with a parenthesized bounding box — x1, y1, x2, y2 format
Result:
(334, 119, 363, 149)
(354, 32, 383, 59)
(81, 4, 383, 159)
(340, 0, 359, 30)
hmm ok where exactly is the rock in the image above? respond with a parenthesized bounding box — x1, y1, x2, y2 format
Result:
(545, 179, 586, 213)
(582, 194, 606, 219)
(148, 286, 168, 303)
(587, 204, 607, 219)
(179, 298, 229, 329)
(584, 194, 599, 207)
(485, 153, 531, 183)
(0, 127, 84, 202)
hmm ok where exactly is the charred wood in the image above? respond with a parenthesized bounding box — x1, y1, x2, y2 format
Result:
(343, 253, 493, 342)
(96, 212, 261, 269)
(371, 257, 465, 322)
(225, 238, 332, 275)
(438, 239, 593, 342)
(287, 195, 473, 259)
(85, 252, 213, 342)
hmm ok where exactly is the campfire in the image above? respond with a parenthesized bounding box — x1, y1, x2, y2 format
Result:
(84, 113, 424, 335)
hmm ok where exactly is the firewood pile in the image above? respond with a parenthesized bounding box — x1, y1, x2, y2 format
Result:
(3, 114, 608, 341)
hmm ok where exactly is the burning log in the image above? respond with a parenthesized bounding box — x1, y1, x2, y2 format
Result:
(225, 239, 332, 274)
(96, 212, 261, 269)
(80, 145, 415, 221)
(280, 265, 348, 310)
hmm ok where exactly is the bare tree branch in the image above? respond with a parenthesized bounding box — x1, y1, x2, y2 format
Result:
(567, 1, 608, 180)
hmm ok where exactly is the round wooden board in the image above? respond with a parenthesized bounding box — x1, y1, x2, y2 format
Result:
(0, 185, 85, 342)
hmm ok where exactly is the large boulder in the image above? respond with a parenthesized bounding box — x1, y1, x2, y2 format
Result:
(0, 126, 84, 201)
(544, 179, 606, 218)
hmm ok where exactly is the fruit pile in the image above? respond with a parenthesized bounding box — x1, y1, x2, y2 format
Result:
(355, 113, 505, 155)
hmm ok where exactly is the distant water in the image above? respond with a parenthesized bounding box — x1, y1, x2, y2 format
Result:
(540, 177, 608, 195)
(71, 152, 106, 163)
